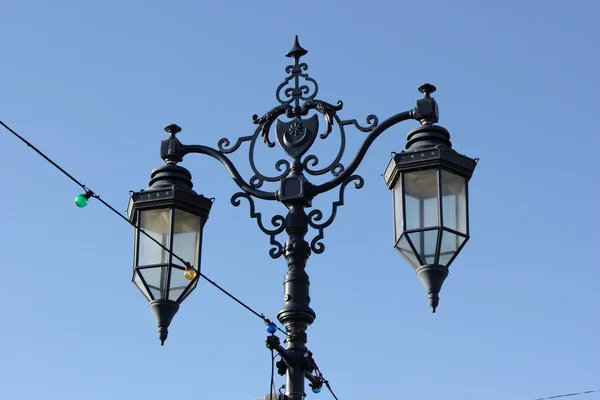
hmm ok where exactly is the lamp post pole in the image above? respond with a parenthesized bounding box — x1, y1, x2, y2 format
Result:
(129, 36, 477, 400)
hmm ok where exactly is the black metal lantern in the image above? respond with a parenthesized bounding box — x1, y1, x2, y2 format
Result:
(383, 85, 477, 312)
(128, 162, 212, 344)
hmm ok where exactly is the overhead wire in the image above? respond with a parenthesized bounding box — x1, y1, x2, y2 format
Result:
(7, 114, 595, 400)
(2, 119, 339, 398)
(534, 389, 600, 400)
(313, 362, 338, 400)
(0, 119, 284, 327)
(269, 349, 277, 400)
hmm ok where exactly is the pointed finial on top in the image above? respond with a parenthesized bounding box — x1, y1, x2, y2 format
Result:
(286, 35, 308, 61)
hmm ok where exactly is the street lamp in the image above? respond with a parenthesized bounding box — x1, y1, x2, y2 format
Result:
(127, 149, 212, 345)
(129, 36, 477, 399)
(383, 85, 477, 312)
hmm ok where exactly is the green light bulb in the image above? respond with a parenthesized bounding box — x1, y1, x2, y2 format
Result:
(75, 193, 89, 208)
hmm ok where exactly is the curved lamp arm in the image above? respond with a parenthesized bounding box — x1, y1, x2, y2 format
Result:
(313, 110, 415, 195)
(181, 144, 277, 201)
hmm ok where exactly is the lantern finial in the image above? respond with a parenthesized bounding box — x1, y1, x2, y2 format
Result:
(149, 299, 180, 346)
(416, 265, 448, 313)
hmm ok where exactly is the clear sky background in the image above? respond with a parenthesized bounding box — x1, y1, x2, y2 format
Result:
(1, 1, 599, 399)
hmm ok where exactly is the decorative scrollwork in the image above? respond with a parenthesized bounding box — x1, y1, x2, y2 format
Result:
(301, 112, 345, 177)
(307, 175, 364, 254)
(217, 135, 253, 154)
(252, 105, 288, 147)
(301, 100, 343, 139)
(231, 192, 286, 258)
(340, 114, 379, 132)
(248, 125, 291, 187)
(215, 36, 380, 188)
(276, 62, 318, 106)
(300, 112, 380, 177)
(177, 38, 417, 259)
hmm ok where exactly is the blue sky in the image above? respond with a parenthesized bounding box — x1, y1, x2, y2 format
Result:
(1, 1, 599, 399)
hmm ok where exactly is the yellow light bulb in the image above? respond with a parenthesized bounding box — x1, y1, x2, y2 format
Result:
(184, 267, 197, 281)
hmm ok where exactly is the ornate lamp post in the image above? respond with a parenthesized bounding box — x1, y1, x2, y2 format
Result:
(129, 36, 477, 399)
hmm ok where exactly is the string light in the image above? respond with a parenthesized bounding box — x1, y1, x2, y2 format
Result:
(267, 322, 278, 335)
(75, 190, 94, 208)
(184, 266, 198, 281)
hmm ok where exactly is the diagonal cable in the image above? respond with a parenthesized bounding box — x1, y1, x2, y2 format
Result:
(1, 119, 336, 394)
(0, 119, 276, 327)
(535, 389, 600, 400)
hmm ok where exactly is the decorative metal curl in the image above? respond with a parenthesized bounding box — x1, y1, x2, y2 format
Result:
(307, 175, 365, 254)
(231, 192, 286, 258)
(276, 62, 318, 106)
(252, 105, 288, 147)
(300, 112, 379, 178)
(217, 135, 253, 154)
(301, 100, 343, 139)
(215, 37, 380, 187)
(300, 113, 347, 177)
(217, 111, 292, 189)
(247, 126, 291, 187)
(340, 114, 379, 132)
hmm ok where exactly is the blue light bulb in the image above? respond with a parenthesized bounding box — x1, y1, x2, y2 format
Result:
(312, 387, 322, 394)
(267, 322, 277, 334)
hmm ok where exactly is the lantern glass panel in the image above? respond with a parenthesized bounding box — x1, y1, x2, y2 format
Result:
(139, 266, 168, 300)
(408, 229, 439, 265)
(392, 176, 404, 242)
(137, 208, 171, 266)
(172, 209, 202, 268)
(133, 271, 152, 301)
(168, 266, 193, 302)
(395, 235, 421, 269)
(403, 170, 439, 230)
(441, 170, 467, 234)
(180, 276, 198, 302)
(439, 230, 467, 267)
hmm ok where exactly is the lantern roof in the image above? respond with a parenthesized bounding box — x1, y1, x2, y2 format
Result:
(128, 163, 213, 220)
(384, 143, 477, 189)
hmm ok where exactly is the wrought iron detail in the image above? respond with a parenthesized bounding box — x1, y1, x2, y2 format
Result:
(215, 36, 384, 189)
(217, 134, 253, 154)
(253, 105, 287, 147)
(248, 128, 290, 188)
(302, 100, 343, 139)
(231, 192, 286, 258)
(307, 175, 364, 254)
(300, 112, 379, 178)
(275, 115, 319, 159)
(179, 37, 419, 257)
(340, 114, 379, 132)
(276, 36, 318, 108)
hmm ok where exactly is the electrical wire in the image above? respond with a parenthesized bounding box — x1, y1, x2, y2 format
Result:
(0, 119, 336, 398)
(11, 116, 595, 400)
(0, 119, 281, 327)
(534, 389, 600, 400)
(269, 349, 277, 400)
(313, 362, 339, 400)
